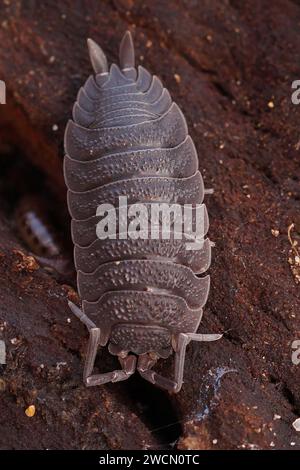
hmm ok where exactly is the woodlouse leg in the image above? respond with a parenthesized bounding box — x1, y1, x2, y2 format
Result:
(137, 353, 179, 393)
(138, 333, 222, 393)
(185, 333, 222, 342)
(68, 301, 137, 386)
(138, 335, 191, 393)
(172, 332, 223, 393)
(84, 330, 136, 387)
(68, 300, 96, 330)
(83, 327, 101, 385)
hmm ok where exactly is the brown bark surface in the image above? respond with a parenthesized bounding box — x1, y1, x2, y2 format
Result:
(0, 0, 300, 450)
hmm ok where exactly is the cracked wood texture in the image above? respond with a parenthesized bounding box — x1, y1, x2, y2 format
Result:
(0, 0, 300, 450)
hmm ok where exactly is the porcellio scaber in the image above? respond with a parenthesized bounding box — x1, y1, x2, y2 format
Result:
(64, 32, 221, 393)
(15, 195, 74, 280)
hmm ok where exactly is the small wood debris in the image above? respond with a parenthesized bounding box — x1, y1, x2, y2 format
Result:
(0, 340, 5, 364)
(271, 229, 279, 237)
(12, 249, 39, 273)
(10, 337, 19, 345)
(62, 284, 79, 304)
(288, 224, 300, 284)
(56, 362, 67, 370)
(295, 141, 300, 151)
(0, 378, 6, 392)
(292, 418, 300, 432)
(174, 73, 181, 84)
(25, 405, 36, 417)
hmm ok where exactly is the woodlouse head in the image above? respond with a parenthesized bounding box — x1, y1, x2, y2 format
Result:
(108, 324, 173, 359)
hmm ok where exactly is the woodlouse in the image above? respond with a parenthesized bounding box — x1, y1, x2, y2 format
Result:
(15, 195, 61, 258)
(15, 195, 73, 279)
(64, 32, 221, 392)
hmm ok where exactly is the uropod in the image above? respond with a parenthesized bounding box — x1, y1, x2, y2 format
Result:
(64, 32, 221, 393)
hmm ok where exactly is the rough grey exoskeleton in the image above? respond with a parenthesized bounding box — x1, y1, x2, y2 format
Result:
(64, 31, 221, 393)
